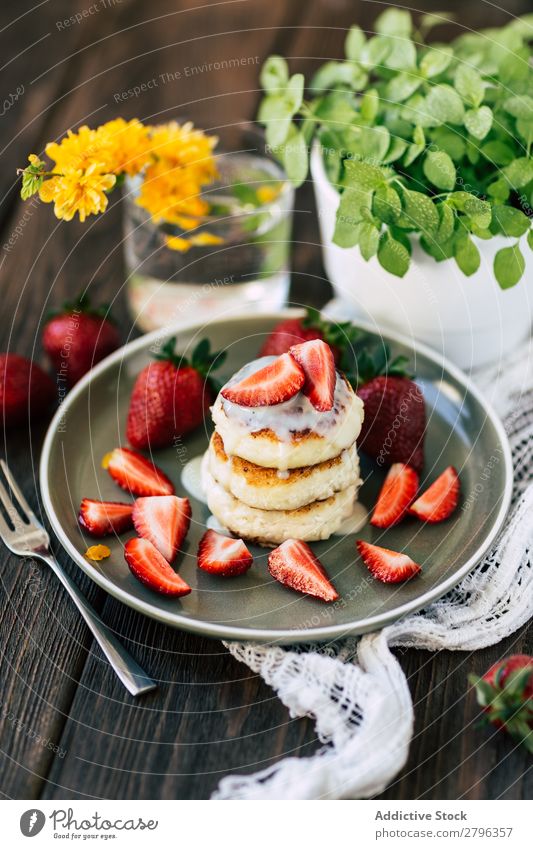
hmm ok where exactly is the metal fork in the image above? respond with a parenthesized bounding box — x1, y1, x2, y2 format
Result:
(0, 460, 156, 697)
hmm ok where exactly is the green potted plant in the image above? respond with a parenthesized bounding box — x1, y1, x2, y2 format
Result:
(258, 9, 533, 369)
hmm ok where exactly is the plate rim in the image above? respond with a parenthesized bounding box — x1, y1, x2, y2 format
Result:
(39, 311, 514, 644)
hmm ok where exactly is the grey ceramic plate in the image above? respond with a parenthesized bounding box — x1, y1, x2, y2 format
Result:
(40, 312, 512, 644)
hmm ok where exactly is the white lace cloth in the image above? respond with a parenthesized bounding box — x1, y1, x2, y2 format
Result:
(213, 316, 533, 800)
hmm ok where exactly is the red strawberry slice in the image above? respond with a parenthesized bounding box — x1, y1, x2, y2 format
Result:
(197, 529, 253, 577)
(221, 353, 305, 407)
(124, 537, 191, 597)
(268, 539, 339, 602)
(132, 495, 191, 562)
(356, 540, 421, 583)
(78, 499, 133, 536)
(409, 466, 460, 523)
(371, 463, 419, 528)
(289, 339, 335, 411)
(106, 447, 174, 497)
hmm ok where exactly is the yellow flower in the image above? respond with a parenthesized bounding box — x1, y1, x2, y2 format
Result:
(256, 184, 280, 204)
(85, 544, 111, 561)
(94, 118, 152, 176)
(39, 163, 116, 222)
(136, 122, 218, 226)
(45, 125, 104, 173)
(165, 235, 193, 252)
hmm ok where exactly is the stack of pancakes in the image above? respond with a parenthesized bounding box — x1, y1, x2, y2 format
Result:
(202, 357, 365, 547)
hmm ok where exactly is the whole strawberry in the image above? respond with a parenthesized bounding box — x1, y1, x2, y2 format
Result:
(344, 340, 425, 471)
(358, 376, 426, 472)
(0, 353, 55, 426)
(43, 293, 120, 388)
(260, 308, 358, 364)
(469, 655, 533, 752)
(126, 337, 225, 449)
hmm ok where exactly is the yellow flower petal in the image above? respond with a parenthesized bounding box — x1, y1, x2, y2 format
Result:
(85, 544, 111, 561)
(165, 235, 192, 252)
(256, 185, 279, 204)
(189, 232, 224, 247)
(101, 451, 114, 469)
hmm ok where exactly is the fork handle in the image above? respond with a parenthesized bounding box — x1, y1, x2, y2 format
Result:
(36, 552, 157, 696)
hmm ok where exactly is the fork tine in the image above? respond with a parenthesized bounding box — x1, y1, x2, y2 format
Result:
(0, 460, 39, 524)
(0, 476, 24, 528)
(0, 502, 12, 539)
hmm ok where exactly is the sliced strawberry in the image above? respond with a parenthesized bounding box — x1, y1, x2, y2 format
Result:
(409, 466, 460, 523)
(289, 339, 335, 411)
(124, 537, 191, 596)
(197, 529, 253, 577)
(78, 499, 133, 536)
(132, 495, 191, 562)
(221, 353, 305, 407)
(268, 539, 338, 602)
(106, 447, 174, 497)
(371, 463, 419, 528)
(356, 540, 421, 583)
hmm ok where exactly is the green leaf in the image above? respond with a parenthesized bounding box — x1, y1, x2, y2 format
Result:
(454, 232, 480, 276)
(359, 125, 390, 162)
(382, 137, 407, 164)
(386, 72, 422, 103)
(358, 222, 380, 260)
(430, 127, 465, 160)
(424, 84, 465, 125)
(423, 150, 456, 190)
(333, 186, 373, 247)
(21, 165, 45, 200)
(448, 192, 492, 229)
(487, 178, 511, 203)
(343, 158, 387, 190)
(491, 205, 531, 237)
(480, 140, 514, 166)
(435, 202, 455, 242)
(345, 26, 365, 61)
(503, 158, 533, 189)
(377, 231, 410, 276)
(375, 8, 412, 37)
(260, 56, 289, 93)
(516, 118, 533, 148)
(360, 88, 379, 122)
(420, 46, 453, 78)
(310, 60, 367, 93)
(504, 94, 533, 121)
(455, 64, 485, 108)
(360, 36, 391, 72)
(385, 38, 417, 72)
(258, 95, 294, 146)
(464, 105, 493, 139)
(373, 185, 401, 224)
(287, 73, 304, 112)
(527, 229, 533, 252)
(401, 189, 439, 234)
(282, 128, 308, 187)
(403, 125, 425, 167)
(494, 244, 526, 288)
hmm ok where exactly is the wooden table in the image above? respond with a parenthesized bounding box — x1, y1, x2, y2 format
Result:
(1, 0, 531, 801)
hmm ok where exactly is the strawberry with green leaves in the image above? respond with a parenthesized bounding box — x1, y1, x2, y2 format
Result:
(260, 308, 359, 364)
(470, 655, 533, 752)
(42, 293, 120, 388)
(126, 337, 225, 449)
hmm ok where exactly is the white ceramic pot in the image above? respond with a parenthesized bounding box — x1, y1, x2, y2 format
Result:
(311, 144, 533, 371)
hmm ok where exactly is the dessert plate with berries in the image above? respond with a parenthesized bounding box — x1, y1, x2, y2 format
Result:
(39, 312, 513, 643)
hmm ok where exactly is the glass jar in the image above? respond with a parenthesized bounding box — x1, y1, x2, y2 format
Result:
(123, 152, 294, 332)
